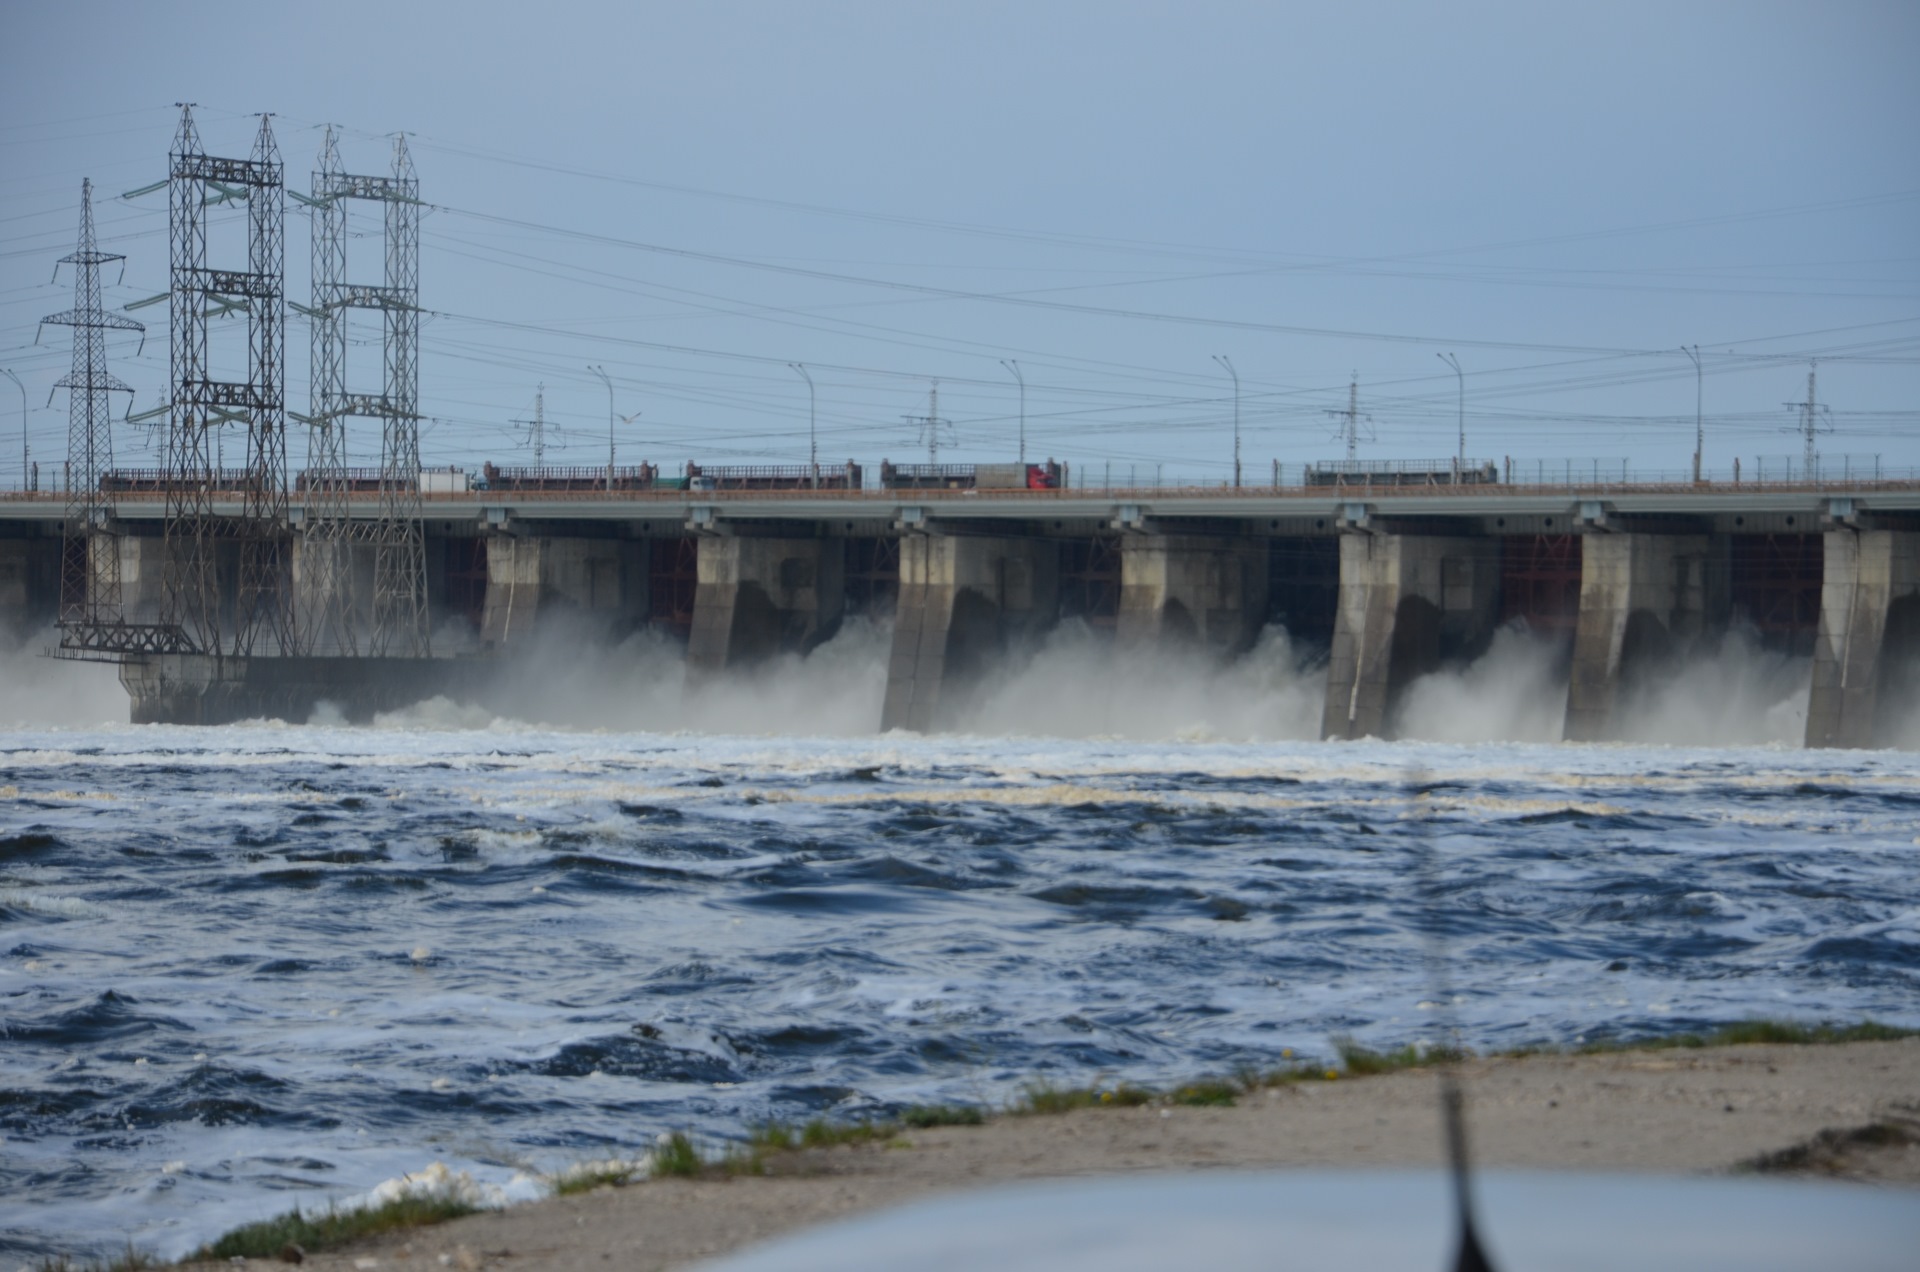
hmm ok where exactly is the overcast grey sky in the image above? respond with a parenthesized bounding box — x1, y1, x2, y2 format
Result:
(3, 1, 1916, 483)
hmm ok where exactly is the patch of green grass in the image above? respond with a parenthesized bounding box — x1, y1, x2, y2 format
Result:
(547, 1158, 643, 1196)
(1654, 1019, 1913, 1049)
(197, 1194, 480, 1260)
(722, 1115, 924, 1177)
(898, 1103, 986, 1128)
(799, 1116, 895, 1148)
(1169, 1078, 1239, 1107)
(651, 1131, 703, 1179)
(1015, 1080, 1158, 1115)
(1334, 1039, 1471, 1076)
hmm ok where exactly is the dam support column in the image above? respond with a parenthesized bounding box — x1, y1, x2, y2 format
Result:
(1320, 531, 1499, 740)
(115, 533, 169, 628)
(1806, 529, 1920, 748)
(882, 533, 1059, 731)
(1564, 533, 1726, 741)
(685, 536, 844, 673)
(482, 536, 650, 649)
(1116, 534, 1268, 656)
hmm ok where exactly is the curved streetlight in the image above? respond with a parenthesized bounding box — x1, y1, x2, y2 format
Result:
(619, 410, 643, 486)
(588, 365, 614, 490)
(1681, 345, 1702, 483)
(1, 369, 24, 490)
(1211, 355, 1239, 488)
(1437, 352, 1464, 466)
(788, 362, 816, 487)
(1000, 358, 1025, 467)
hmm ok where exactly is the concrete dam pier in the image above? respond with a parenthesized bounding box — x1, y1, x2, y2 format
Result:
(5, 480, 1918, 746)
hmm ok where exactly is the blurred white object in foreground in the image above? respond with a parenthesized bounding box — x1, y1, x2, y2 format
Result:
(693, 1170, 1919, 1272)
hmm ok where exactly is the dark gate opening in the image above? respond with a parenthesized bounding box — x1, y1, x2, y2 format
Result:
(1729, 533, 1822, 655)
(845, 537, 901, 619)
(1268, 537, 1339, 651)
(1059, 536, 1121, 630)
(1499, 534, 1582, 638)
(649, 537, 699, 641)
(442, 537, 487, 635)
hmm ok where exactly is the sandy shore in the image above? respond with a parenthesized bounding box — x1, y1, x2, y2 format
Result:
(182, 1040, 1920, 1272)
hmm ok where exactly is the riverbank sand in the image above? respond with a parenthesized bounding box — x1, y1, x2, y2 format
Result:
(181, 1040, 1920, 1272)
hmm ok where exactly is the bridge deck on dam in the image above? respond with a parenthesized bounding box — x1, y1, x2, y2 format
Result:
(5, 478, 1920, 527)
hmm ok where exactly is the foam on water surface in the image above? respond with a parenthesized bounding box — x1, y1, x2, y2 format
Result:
(3, 649, 1919, 1258)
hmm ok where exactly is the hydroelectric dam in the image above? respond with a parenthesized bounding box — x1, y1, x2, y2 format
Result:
(4, 471, 1917, 747)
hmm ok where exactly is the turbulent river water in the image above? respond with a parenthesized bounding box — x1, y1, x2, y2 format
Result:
(3, 631, 1919, 1260)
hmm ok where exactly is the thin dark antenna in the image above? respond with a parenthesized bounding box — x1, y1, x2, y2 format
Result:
(1408, 771, 1498, 1272)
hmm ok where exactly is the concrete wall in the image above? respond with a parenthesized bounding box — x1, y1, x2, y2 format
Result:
(685, 536, 844, 674)
(882, 533, 1059, 732)
(1321, 533, 1499, 740)
(0, 533, 59, 636)
(1117, 534, 1268, 656)
(482, 536, 650, 648)
(1564, 533, 1727, 741)
(1806, 529, 1920, 748)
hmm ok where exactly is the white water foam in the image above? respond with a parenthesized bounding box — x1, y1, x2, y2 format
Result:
(954, 621, 1326, 742)
(0, 627, 127, 729)
(1394, 624, 1818, 749)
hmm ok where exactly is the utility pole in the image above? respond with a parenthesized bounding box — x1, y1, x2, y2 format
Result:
(789, 362, 816, 487)
(903, 382, 952, 466)
(510, 383, 546, 466)
(1437, 352, 1464, 464)
(1, 369, 24, 489)
(589, 365, 614, 490)
(1681, 345, 1702, 482)
(1000, 358, 1025, 466)
(1786, 359, 1830, 478)
(1211, 355, 1239, 487)
(1325, 372, 1371, 461)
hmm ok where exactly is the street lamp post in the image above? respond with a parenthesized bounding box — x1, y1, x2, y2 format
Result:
(1211, 355, 1240, 488)
(1, 369, 24, 490)
(1681, 345, 1702, 483)
(1000, 359, 1025, 467)
(789, 363, 816, 488)
(1437, 352, 1464, 472)
(589, 364, 614, 491)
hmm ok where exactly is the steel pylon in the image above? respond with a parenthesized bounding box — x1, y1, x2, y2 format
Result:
(299, 125, 357, 654)
(301, 129, 428, 657)
(42, 178, 142, 650)
(161, 106, 294, 657)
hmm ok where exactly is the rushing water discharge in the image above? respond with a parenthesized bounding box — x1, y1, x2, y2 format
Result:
(3, 626, 1919, 1261)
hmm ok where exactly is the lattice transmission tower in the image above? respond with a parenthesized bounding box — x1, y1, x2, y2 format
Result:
(42, 179, 143, 653)
(161, 106, 294, 657)
(1325, 373, 1374, 461)
(297, 125, 358, 654)
(299, 130, 428, 656)
(904, 382, 954, 466)
(1787, 360, 1832, 477)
